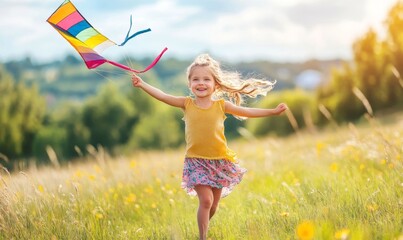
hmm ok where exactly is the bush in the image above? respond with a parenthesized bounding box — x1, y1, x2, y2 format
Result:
(32, 126, 68, 164)
(128, 106, 183, 149)
(246, 89, 315, 136)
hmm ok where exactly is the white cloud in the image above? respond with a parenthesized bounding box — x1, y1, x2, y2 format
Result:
(0, 0, 399, 62)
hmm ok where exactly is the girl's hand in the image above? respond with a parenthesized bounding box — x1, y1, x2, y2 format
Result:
(132, 74, 142, 87)
(274, 103, 287, 115)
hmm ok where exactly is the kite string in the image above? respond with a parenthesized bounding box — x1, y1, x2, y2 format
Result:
(106, 47, 168, 73)
(93, 66, 132, 85)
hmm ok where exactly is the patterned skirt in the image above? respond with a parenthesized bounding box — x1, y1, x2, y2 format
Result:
(181, 157, 247, 198)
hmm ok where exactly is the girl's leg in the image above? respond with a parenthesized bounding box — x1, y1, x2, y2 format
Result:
(194, 185, 213, 240)
(210, 187, 222, 219)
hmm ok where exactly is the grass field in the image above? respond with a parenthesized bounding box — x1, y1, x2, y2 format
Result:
(1, 114, 402, 240)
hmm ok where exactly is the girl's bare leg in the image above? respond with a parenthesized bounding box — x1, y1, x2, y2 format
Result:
(210, 187, 222, 219)
(194, 185, 213, 240)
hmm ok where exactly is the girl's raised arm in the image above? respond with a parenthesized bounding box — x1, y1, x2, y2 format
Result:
(132, 74, 186, 109)
(224, 101, 287, 118)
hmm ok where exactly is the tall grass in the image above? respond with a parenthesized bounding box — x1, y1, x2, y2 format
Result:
(0, 114, 402, 239)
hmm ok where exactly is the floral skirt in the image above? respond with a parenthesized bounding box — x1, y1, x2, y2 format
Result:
(181, 158, 247, 198)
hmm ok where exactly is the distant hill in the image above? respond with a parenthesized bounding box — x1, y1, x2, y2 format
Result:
(2, 55, 345, 109)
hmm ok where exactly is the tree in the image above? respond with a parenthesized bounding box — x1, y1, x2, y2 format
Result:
(0, 65, 46, 166)
(33, 103, 90, 161)
(246, 90, 315, 136)
(125, 86, 184, 150)
(352, 29, 391, 110)
(128, 105, 183, 149)
(82, 83, 136, 151)
(317, 64, 364, 122)
(316, 2, 403, 123)
(384, 1, 403, 106)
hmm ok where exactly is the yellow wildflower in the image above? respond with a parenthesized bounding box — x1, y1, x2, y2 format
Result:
(335, 228, 350, 240)
(296, 220, 315, 240)
(316, 142, 325, 156)
(280, 212, 289, 217)
(155, 178, 162, 184)
(144, 186, 154, 195)
(330, 163, 338, 172)
(88, 174, 96, 181)
(124, 193, 136, 204)
(130, 160, 137, 169)
(37, 185, 45, 193)
(93, 165, 102, 173)
(92, 208, 104, 219)
(74, 170, 84, 178)
(366, 203, 378, 212)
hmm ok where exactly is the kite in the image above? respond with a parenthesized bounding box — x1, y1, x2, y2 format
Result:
(47, 0, 167, 73)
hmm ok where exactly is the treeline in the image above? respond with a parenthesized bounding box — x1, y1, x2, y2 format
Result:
(247, 2, 403, 136)
(0, 70, 184, 170)
(1, 2, 403, 170)
(0, 65, 245, 170)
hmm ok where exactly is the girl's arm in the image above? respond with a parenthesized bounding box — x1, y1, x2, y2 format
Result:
(132, 74, 186, 108)
(225, 101, 287, 118)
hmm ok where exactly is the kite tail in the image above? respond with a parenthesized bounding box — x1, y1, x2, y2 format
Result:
(118, 15, 151, 46)
(139, 47, 168, 72)
(106, 47, 168, 73)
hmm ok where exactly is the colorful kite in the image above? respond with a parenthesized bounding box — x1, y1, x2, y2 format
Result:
(47, 0, 167, 73)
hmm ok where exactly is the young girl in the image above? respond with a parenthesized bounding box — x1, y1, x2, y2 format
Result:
(132, 54, 287, 240)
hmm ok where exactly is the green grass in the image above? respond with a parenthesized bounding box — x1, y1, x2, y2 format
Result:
(1, 115, 402, 240)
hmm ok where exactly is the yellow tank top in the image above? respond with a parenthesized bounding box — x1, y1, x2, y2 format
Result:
(183, 97, 236, 162)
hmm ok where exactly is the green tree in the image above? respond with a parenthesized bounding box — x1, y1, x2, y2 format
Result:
(0, 65, 46, 163)
(352, 29, 391, 110)
(32, 126, 68, 164)
(33, 104, 90, 161)
(246, 90, 315, 136)
(316, 64, 364, 122)
(317, 2, 403, 123)
(128, 105, 183, 149)
(384, 1, 403, 106)
(82, 83, 136, 151)
(125, 86, 184, 150)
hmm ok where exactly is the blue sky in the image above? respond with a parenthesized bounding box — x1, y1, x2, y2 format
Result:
(0, 0, 397, 63)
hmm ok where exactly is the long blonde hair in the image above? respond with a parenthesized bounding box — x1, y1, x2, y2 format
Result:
(186, 54, 275, 106)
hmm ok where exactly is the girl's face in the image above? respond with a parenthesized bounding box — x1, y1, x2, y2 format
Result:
(188, 66, 216, 99)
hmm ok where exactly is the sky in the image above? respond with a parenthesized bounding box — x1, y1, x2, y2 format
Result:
(0, 0, 398, 63)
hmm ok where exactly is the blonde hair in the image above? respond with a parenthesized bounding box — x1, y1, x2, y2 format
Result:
(186, 54, 275, 106)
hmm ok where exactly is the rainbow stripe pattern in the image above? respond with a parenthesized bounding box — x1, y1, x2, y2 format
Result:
(47, 0, 167, 73)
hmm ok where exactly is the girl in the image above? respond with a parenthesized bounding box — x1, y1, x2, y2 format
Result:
(132, 54, 287, 240)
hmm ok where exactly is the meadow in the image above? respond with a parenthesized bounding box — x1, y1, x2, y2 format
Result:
(0, 114, 402, 240)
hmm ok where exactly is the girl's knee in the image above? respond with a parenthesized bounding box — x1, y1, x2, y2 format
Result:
(199, 196, 213, 209)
